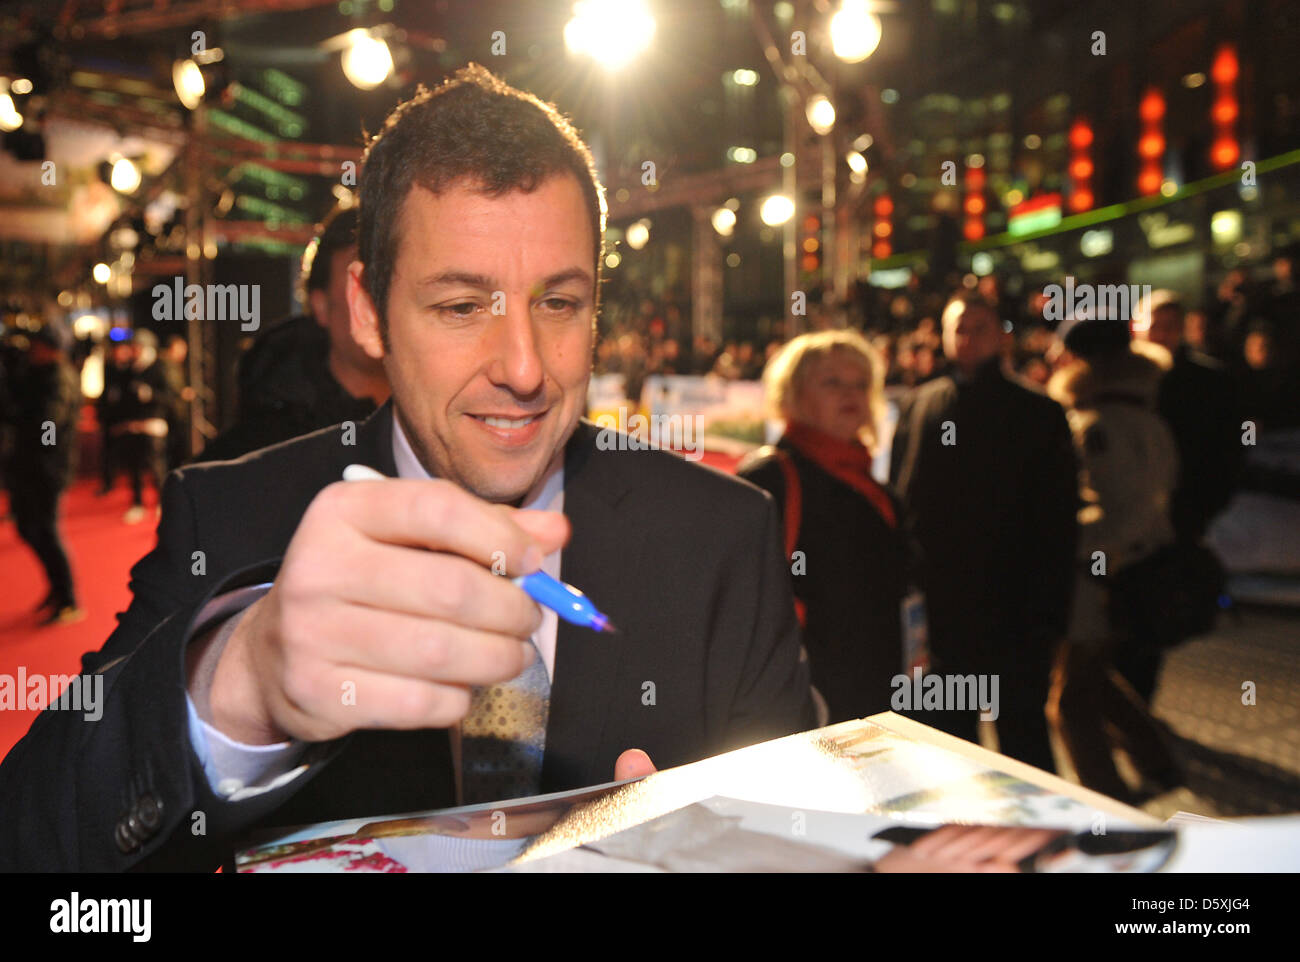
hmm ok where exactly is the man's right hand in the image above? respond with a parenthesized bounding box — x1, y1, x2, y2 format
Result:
(187, 477, 569, 745)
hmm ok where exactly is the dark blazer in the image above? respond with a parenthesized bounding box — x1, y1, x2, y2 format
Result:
(737, 440, 907, 724)
(1156, 345, 1243, 543)
(0, 403, 814, 871)
(889, 359, 1079, 667)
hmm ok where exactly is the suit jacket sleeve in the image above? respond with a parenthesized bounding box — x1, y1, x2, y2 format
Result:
(706, 489, 816, 754)
(0, 472, 345, 871)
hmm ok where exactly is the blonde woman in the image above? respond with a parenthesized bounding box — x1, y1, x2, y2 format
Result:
(737, 330, 908, 724)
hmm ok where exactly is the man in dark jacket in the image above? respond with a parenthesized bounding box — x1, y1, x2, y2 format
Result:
(0, 65, 813, 871)
(196, 206, 389, 462)
(6, 323, 84, 623)
(1133, 291, 1243, 545)
(890, 293, 1078, 773)
(96, 336, 134, 494)
(114, 329, 174, 524)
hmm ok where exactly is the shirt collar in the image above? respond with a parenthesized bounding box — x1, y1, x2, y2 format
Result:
(390, 411, 565, 512)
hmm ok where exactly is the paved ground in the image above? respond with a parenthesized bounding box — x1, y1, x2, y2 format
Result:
(1142, 605, 1300, 819)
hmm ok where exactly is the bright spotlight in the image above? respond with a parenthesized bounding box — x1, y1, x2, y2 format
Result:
(172, 59, 205, 110)
(625, 220, 650, 250)
(565, 0, 656, 70)
(830, 1, 882, 63)
(0, 93, 22, 132)
(846, 150, 868, 174)
(342, 30, 394, 89)
(711, 207, 736, 236)
(110, 157, 142, 194)
(806, 94, 835, 135)
(93, 263, 112, 284)
(760, 194, 795, 226)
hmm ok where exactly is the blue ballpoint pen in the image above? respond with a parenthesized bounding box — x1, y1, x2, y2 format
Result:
(342, 463, 617, 633)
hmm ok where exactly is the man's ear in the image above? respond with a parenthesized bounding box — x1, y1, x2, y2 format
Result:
(346, 261, 385, 360)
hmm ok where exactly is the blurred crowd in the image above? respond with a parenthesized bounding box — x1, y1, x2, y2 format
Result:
(596, 249, 1300, 438)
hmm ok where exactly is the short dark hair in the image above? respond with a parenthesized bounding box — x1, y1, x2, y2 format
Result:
(357, 64, 606, 343)
(302, 204, 359, 300)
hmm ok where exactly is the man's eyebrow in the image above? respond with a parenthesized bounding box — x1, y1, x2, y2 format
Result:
(538, 267, 593, 291)
(415, 271, 496, 290)
(414, 268, 593, 292)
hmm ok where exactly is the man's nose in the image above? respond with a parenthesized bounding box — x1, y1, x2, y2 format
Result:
(484, 294, 545, 397)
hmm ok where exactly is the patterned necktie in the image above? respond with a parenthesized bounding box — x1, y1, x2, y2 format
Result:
(460, 638, 551, 806)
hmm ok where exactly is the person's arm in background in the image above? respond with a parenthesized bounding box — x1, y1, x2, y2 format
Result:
(888, 390, 916, 491)
(1023, 398, 1081, 643)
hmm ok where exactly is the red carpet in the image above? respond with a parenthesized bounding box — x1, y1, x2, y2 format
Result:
(0, 479, 159, 761)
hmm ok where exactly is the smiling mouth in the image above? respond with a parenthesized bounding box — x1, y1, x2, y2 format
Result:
(471, 413, 542, 429)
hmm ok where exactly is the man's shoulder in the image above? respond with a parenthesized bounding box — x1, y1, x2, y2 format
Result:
(571, 420, 775, 519)
(897, 375, 957, 418)
(1172, 347, 1231, 386)
(178, 420, 356, 502)
(1001, 368, 1066, 419)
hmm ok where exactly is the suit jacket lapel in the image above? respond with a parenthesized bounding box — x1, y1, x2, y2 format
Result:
(355, 400, 399, 478)
(541, 419, 648, 792)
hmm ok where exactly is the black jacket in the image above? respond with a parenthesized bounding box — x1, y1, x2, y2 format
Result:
(889, 359, 1079, 666)
(0, 403, 813, 870)
(6, 357, 80, 491)
(197, 315, 375, 463)
(738, 440, 907, 723)
(1156, 345, 1243, 542)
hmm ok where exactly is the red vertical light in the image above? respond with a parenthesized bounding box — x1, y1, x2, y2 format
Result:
(1068, 117, 1094, 212)
(1137, 87, 1165, 195)
(963, 164, 985, 241)
(1209, 43, 1240, 171)
(872, 193, 892, 259)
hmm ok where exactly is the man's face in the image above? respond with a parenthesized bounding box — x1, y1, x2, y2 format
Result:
(349, 173, 596, 503)
(1139, 305, 1183, 353)
(942, 301, 1002, 374)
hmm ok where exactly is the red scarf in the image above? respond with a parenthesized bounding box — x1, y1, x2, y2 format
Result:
(783, 420, 897, 529)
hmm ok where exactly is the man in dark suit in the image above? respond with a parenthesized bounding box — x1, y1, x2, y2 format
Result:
(1133, 290, 1243, 546)
(890, 293, 1078, 773)
(196, 206, 388, 464)
(0, 65, 812, 871)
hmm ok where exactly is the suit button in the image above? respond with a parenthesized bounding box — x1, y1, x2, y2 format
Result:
(114, 819, 139, 854)
(136, 793, 162, 833)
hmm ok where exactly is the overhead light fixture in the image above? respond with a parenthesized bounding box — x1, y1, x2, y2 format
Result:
(109, 156, 142, 194)
(0, 93, 23, 132)
(806, 94, 835, 135)
(173, 60, 204, 109)
(341, 29, 394, 90)
(172, 47, 225, 110)
(830, 0, 883, 63)
(625, 219, 650, 250)
(564, 0, 656, 70)
(760, 194, 795, 226)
